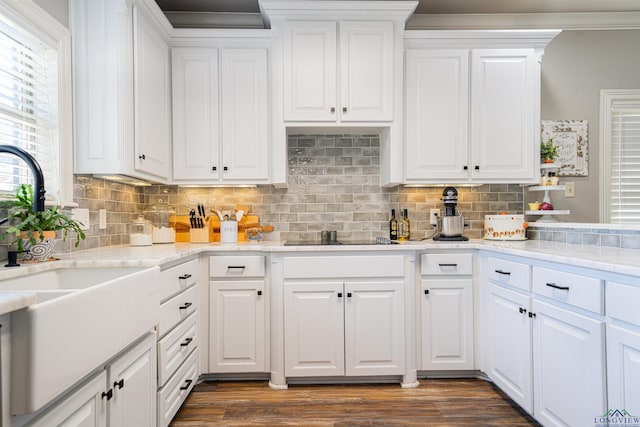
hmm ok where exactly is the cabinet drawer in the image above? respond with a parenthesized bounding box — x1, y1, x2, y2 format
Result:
(487, 256, 531, 292)
(159, 259, 199, 302)
(533, 266, 603, 314)
(158, 311, 199, 387)
(283, 255, 405, 279)
(158, 284, 199, 337)
(157, 349, 198, 427)
(607, 281, 640, 326)
(421, 253, 472, 275)
(210, 255, 265, 278)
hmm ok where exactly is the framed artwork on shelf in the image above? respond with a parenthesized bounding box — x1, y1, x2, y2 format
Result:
(541, 120, 589, 177)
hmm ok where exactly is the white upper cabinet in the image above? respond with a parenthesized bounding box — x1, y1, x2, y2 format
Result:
(171, 44, 270, 184)
(71, 0, 172, 182)
(403, 31, 560, 185)
(283, 20, 393, 122)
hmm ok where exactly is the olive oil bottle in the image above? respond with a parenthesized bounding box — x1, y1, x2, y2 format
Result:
(389, 209, 398, 241)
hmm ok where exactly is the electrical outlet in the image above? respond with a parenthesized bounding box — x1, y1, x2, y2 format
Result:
(72, 208, 91, 231)
(430, 209, 440, 226)
(99, 209, 107, 229)
(565, 182, 575, 198)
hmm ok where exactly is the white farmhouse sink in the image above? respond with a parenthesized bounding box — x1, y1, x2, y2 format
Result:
(1, 266, 160, 414)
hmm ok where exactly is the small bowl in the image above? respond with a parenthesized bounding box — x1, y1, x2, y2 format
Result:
(528, 202, 541, 211)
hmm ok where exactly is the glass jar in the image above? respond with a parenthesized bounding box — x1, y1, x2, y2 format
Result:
(145, 199, 176, 243)
(130, 215, 152, 246)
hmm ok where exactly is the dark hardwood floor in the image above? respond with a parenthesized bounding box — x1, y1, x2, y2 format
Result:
(170, 378, 541, 426)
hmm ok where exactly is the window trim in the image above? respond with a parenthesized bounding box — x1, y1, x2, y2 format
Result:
(0, 0, 74, 206)
(599, 88, 640, 223)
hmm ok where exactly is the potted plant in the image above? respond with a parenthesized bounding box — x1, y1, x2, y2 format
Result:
(540, 138, 559, 163)
(0, 184, 86, 260)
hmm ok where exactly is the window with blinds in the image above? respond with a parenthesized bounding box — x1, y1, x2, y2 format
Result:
(601, 89, 640, 224)
(0, 13, 60, 202)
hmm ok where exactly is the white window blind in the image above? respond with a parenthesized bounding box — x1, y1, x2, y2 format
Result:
(0, 13, 60, 203)
(601, 89, 640, 224)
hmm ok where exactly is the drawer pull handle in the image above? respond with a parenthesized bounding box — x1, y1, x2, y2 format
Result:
(179, 274, 192, 280)
(179, 302, 193, 310)
(227, 266, 246, 270)
(495, 269, 511, 275)
(546, 282, 570, 291)
(519, 307, 527, 314)
(114, 379, 125, 389)
(424, 289, 429, 295)
(180, 337, 194, 347)
(180, 379, 193, 390)
(438, 263, 458, 267)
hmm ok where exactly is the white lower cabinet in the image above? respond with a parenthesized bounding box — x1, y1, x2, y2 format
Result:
(26, 332, 157, 427)
(606, 280, 640, 416)
(485, 283, 532, 413)
(209, 255, 267, 373)
(284, 280, 405, 377)
(532, 299, 606, 427)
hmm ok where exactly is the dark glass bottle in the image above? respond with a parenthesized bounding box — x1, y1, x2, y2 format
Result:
(390, 209, 398, 240)
(402, 208, 410, 240)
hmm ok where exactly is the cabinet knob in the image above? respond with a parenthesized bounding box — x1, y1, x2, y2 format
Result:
(212, 166, 217, 171)
(223, 166, 228, 171)
(342, 107, 347, 113)
(519, 307, 527, 314)
(463, 165, 468, 170)
(424, 289, 429, 295)
(102, 389, 113, 400)
(257, 290, 262, 296)
(114, 379, 125, 389)
(337, 292, 343, 298)
(138, 154, 146, 160)
(330, 107, 336, 113)
(347, 292, 352, 298)
(474, 165, 480, 170)
(528, 312, 537, 319)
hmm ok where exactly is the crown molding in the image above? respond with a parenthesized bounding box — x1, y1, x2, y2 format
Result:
(407, 12, 640, 31)
(164, 11, 265, 29)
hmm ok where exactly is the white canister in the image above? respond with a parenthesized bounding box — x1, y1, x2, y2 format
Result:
(220, 220, 238, 243)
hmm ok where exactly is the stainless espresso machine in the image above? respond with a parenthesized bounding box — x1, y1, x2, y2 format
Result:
(433, 187, 469, 241)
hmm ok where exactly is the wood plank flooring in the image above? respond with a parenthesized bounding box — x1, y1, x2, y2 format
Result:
(170, 379, 541, 426)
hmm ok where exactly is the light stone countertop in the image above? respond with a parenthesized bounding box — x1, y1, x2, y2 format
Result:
(1, 239, 639, 315)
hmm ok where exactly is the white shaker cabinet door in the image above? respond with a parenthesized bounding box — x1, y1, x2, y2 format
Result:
(607, 323, 640, 416)
(284, 282, 345, 377)
(405, 49, 469, 181)
(283, 22, 337, 121)
(470, 49, 538, 181)
(421, 279, 474, 371)
(210, 281, 266, 373)
(339, 21, 394, 122)
(172, 48, 220, 181)
(532, 300, 606, 427)
(485, 284, 532, 413)
(220, 49, 270, 181)
(133, 5, 171, 179)
(345, 280, 405, 376)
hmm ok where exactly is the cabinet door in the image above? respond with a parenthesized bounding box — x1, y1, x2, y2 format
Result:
(532, 300, 606, 427)
(133, 6, 171, 179)
(345, 280, 404, 376)
(283, 21, 337, 121)
(485, 284, 532, 413)
(172, 48, 220, 181)
(339, 21, 394, 122)
(220, 49, 270, 181)
(421, 279, 474, 371)
(26, 372, 107, 427)
(284, 282, 344, 377)
(607, 323, 640, 416)
(405, 49, 469, 181)
(471, 49, 537, 181)
(210, 280, 265, 373)
(108, 333, 157, 427)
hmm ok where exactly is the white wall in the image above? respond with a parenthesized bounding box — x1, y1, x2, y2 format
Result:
(33, 0, 68, 27)
(537, 29, 640, 222)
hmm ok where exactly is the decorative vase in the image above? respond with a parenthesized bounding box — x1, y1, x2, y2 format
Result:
(20, 230, 57, 261)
